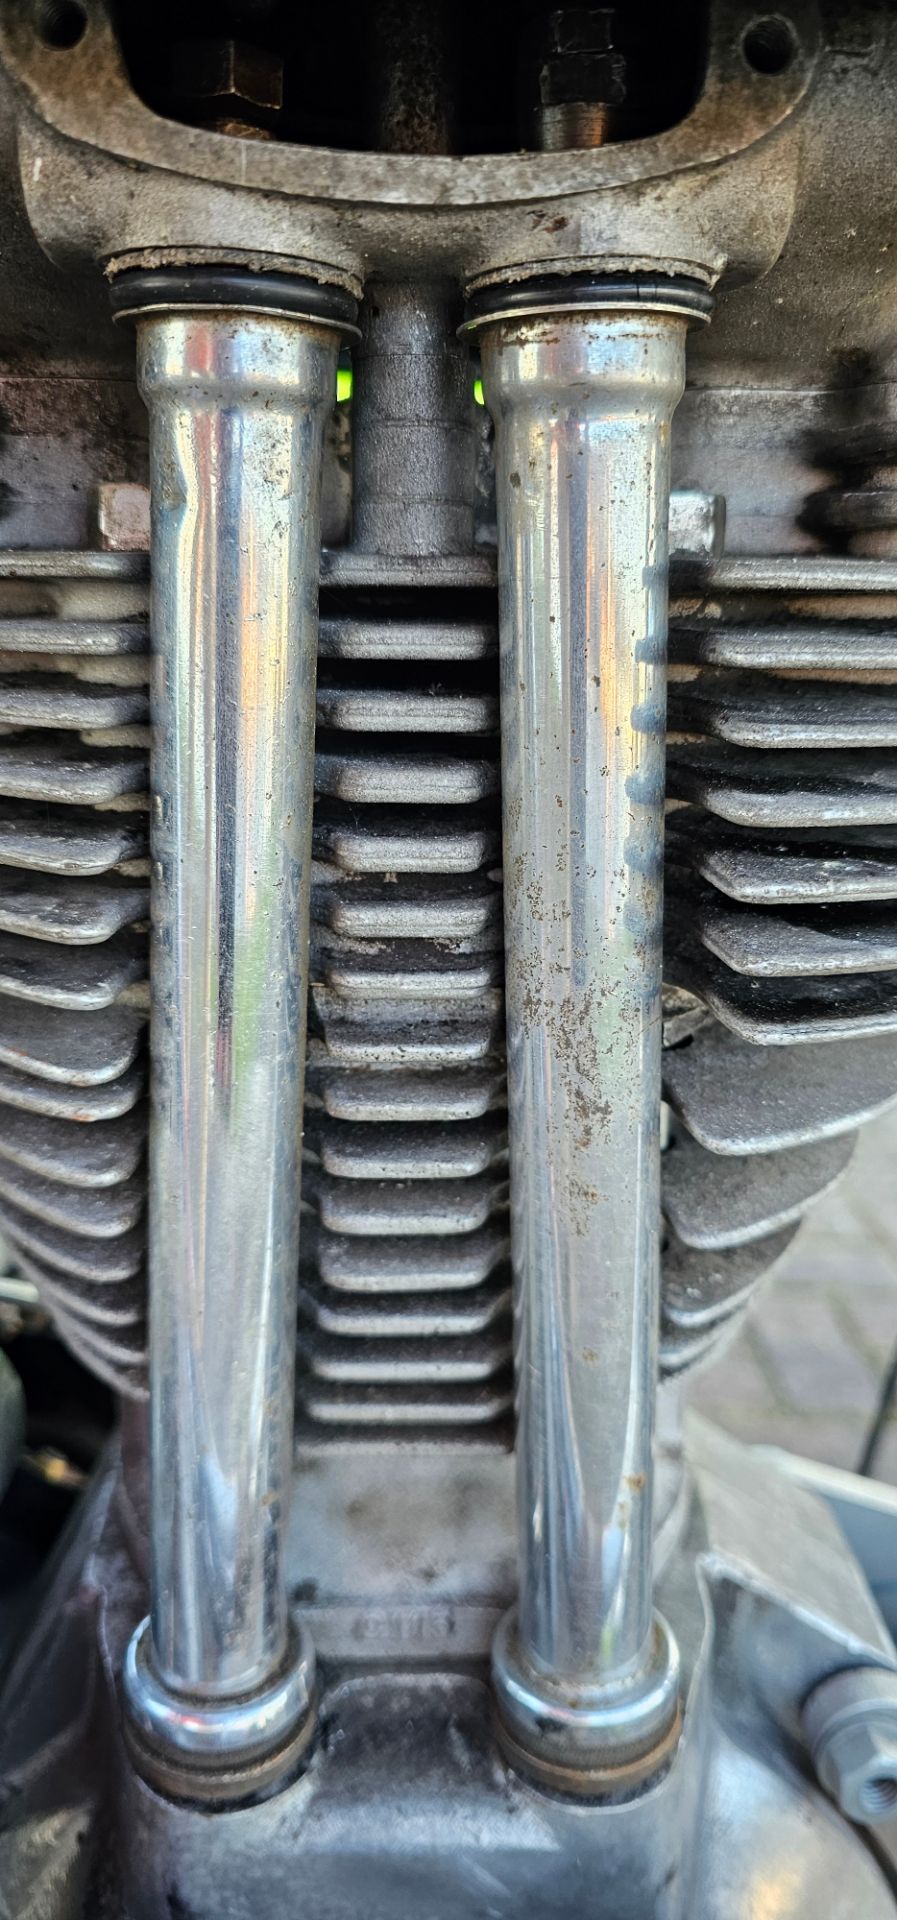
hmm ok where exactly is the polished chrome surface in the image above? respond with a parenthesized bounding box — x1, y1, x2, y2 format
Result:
(124, 1615, 316, 1763)
(491, 1607, 681, 1784)
(123, 307, 338, 1772)
(480, 307, 689, 1766)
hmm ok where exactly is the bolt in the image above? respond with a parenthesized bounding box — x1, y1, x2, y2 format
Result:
(527, 7, 626, 151)
(93, 483, 150, 554)
(168, 38, 284, 138)
(802, 1667, 897, 1827)
(669, 489, 727, 560)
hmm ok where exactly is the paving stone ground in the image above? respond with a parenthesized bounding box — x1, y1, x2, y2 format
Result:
(688, 1106, 897, 1482)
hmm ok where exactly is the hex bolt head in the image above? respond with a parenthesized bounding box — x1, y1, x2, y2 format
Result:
(537, 7, 626, 110)
(544, 6, 616, 56)
(168, 37, 284, 134)
(523, 5, 626, 151)
(802, 1667, 897, 1826)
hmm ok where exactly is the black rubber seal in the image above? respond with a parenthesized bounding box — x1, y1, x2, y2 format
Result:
(110, 266, 359, 333)
(464, 271, 713, 330)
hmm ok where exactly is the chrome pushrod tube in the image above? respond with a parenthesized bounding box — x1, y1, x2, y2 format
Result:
(119, 274, 349, 1804)
(472, 283, 704, 1792)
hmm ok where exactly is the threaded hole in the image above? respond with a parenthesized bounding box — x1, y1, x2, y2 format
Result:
(35, 1, 87, 49)
(860, 1776, 897, 1818)
(741, 15, 797, 75)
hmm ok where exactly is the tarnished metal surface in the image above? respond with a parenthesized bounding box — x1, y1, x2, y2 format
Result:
(0, 373, 147, 551)
(306, 751, 509, 1424)
(672, 619, 897, 671)
(661, 1228, 799, 1335)
(668, 745, 897, 827)
(664, 1026, 897, 1153)
(0, 0, 820, 291)
(2, 0, 897, 1895)
(663, 1130, 857, 1248)
(4, 1427, 897, 1918)
(679, 947, 897, 1043)
(0, 870, 147, 944)
(662, 575, 897, 1345)
(0, 557, 148, 1392)
(673, 674, 897, 750)
(0, 734, 146, 804)
(4, 542, 897, 1419)
(668, 813, 897, 905)
(316, 675, 497, 734)
(0, 997, 142, 1083)
(352, 282, 477, 558)
(696, 896, 897, 978)
(0, 1102, 144, 1185)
